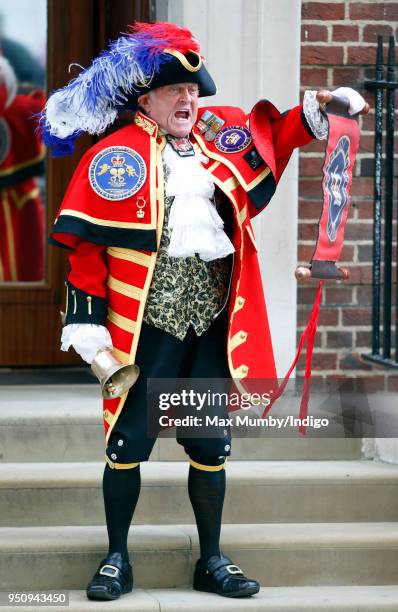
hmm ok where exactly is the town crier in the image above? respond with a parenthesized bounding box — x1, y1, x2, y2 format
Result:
(41, 21, 367, 602)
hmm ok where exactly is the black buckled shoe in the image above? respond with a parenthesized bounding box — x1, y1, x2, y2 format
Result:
(86, 552, 133, 601)
(193, 553, 260, 598)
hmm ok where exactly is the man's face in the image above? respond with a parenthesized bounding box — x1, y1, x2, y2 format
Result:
(138, 83, 199, 137)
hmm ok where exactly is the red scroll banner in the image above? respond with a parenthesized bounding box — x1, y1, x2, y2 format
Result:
(264, 97, 360, 435)
(297, 97, 360, 280)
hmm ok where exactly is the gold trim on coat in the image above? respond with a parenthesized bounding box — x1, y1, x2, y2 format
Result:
(107, 275, 143, 300)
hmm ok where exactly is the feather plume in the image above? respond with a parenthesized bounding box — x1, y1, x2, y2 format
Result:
(40, 21, 200, 155)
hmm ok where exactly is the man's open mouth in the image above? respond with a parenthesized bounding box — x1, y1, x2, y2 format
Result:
(174, 110, 190, 120)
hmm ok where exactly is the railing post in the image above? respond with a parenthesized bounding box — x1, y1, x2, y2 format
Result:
(383, 36, 396, 360)
(372, 36, 384, 356)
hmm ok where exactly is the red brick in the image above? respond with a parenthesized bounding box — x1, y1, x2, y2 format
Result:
(301, 24, 328, 43)
(332, 67, 363, 87)
(343, 265, 372, 284)
(299, 179, 323, 199)
(324, 286, 354, 305)
(297, 244, 316, 262)
(298, 286, 319, 305)
(343, 308, 371, 326)
(357, 244, 373, 262)
(339, 352, 373, 370)
(318, 308, 340, 326)
(298, 222, 318, 241)
(332, 25, 359, 42)
(344, 222, 373, 241)
(302, 2, 345, 20)
(357, 286, 373, 305)
(356, 330, 372, 346)
(302, 139, 327, 154)
(340, 245, 356, 261)
(300, 67, 328, 87)
(351, 200, 374, 220)
(350, 178, 374, 197)
(299, 156, 324, 177)
(361, 112, 376, 132)
(363, 24, 394, 43)
(349, 3, 398, 21)
(327, 330, 354, 348)
(297, 307, 339, 327)
(359, 134, 375, 154)
(301, 45, 344, 66)
(298, 200, 323, 219)
(312, 352, 338, 371)
(348, 46, 378, 66)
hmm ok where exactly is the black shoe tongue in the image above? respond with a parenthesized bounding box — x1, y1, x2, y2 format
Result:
(105, 552, 129, 567)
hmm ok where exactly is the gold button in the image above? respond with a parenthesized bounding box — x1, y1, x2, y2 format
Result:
(240, 332, 246, 340)
(241, 366, 248, 374)
(237, 297, 244, 306)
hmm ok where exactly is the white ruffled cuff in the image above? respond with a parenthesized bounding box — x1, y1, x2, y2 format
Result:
(61, 323, 113, 364)
(303, 90, 329, 141)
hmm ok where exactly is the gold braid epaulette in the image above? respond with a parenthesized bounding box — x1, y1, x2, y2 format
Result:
(134, 114, 157, 136)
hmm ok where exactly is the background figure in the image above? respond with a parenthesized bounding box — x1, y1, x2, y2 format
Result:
(0, 55, 45, 281)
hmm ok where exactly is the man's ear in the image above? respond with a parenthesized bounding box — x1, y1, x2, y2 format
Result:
(137, 93, 151, 113)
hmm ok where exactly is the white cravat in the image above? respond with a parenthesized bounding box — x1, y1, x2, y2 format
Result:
(163, 142, 235, 261)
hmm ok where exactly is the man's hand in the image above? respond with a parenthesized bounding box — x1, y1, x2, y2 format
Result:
(316, 88, 370, 115)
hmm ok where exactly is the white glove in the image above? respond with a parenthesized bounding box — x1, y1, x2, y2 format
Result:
(331, 86, 367, 116)
(61, 323, 113, 364)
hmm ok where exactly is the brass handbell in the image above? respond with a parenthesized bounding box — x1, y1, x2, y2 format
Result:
(91, 348, 140, 399)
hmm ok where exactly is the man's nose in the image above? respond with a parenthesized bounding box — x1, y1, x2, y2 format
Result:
(179, 87, 192, 102)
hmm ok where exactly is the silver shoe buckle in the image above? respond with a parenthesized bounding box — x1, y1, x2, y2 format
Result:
(99, 564, 119, 578)
(226, 564, 243, 575)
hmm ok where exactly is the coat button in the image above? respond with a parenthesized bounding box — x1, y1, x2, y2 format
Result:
(110, 453, 117, 460)
(117, 439, 124, 446)
(237, 297, 244, 306)
(240, 332, 246, 340)
(241, 366, 248, 374)
(223, 429, 228, 436)
(224, 444, 231, 451)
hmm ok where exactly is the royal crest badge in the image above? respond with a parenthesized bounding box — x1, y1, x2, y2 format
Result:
(215, 126, 252, 154)
(88, 146, 146, 201)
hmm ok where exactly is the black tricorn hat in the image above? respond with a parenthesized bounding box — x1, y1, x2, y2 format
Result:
(122, 50, 217, 107)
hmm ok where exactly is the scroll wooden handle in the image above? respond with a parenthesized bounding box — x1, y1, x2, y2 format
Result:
(295, 266, 349, 282)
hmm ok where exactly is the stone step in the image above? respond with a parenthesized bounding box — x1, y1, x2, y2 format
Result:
(11, 586, 398, 612)
(1, 523, 397, 590)
(0, 385, 361, 461)
(1, 460, 398, 526)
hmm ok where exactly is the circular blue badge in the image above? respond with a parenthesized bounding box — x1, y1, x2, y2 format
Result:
(215, 126, 252, 154)
(88, 146, 146, 201)
(0, 119, 11, 165)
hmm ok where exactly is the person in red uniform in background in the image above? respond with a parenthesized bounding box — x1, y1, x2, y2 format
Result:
(0, 55, 45, 282)
(41, 22, 368, 602)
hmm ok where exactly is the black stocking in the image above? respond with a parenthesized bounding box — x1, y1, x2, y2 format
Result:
(102, 463, 141, 560)
(188, 464, 226, 561)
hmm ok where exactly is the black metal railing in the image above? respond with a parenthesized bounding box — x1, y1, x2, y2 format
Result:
(364, 36, 398, 368)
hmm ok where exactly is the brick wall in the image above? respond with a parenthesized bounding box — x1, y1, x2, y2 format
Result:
(299, 1, 398, 391)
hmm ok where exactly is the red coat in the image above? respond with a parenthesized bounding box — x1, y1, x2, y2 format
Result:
(51, 103, 313, 440)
